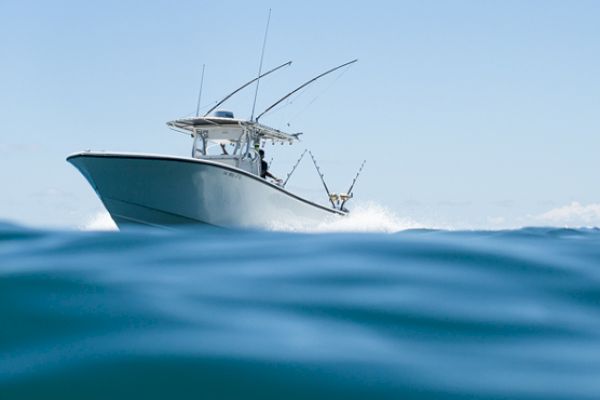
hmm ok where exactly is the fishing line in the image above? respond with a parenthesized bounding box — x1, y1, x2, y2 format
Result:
(262, 66, 350, 125)
(286, 65, 351, 126)
(264, 85, 314, 121)
(255, 59, 357, 122)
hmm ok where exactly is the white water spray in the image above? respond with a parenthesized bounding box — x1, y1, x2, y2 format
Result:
(268, 202, 424, 233)
(81, 211, 118, 231)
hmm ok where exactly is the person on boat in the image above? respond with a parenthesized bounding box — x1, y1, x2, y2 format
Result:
(259, 149, 282, 184)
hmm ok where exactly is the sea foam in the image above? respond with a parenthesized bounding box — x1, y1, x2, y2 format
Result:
(268, 202, 423, 233)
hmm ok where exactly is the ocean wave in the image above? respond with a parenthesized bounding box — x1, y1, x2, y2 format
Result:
(2, 225, 600, 398)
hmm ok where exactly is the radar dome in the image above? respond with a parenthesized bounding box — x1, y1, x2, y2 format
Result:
(213, 110, 234, 119)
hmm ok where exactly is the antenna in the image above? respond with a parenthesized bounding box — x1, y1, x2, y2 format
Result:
(283, 149, 307, 187)
(340, 160, 366, 210)
(250, 8, 271, 121)
(203, 60, 291, 117)
(256, 58, 358, 122)
(195, 64, 206, 117)
(308, 150, 336, 208)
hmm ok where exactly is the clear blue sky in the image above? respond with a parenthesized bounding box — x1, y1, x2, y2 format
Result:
(1, 0, 600, 229)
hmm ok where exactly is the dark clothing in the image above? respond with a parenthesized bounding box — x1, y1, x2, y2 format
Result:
(260, 160, 269, 178)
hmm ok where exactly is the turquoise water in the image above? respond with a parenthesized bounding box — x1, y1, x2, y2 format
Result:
(1, 222, 600, 399)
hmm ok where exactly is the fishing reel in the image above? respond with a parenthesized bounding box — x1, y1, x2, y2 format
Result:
(307, 150, 365, 213)
(329, 193, 353, 204)
(329, 193, 353, 212)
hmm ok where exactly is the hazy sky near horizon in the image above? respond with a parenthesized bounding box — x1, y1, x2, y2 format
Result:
(1, 0, 600, 229)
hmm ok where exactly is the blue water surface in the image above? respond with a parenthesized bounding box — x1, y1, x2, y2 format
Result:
(1, 222, 600, 399)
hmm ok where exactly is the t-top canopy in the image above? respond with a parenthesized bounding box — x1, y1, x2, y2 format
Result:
(166, 116, 300, 144)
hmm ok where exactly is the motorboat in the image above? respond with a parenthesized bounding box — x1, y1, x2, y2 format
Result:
(67, 61, 363, 230)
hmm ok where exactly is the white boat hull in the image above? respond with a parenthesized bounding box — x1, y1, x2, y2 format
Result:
(67, 152, 343, 229)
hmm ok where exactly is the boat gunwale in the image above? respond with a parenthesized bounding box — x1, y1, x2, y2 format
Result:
(66, 151, 346, 216)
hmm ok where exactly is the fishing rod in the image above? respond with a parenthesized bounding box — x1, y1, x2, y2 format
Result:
(340, 160, 366, 210)
(283, 149, 307, 187)
(255, 58, 358, 122)
(203, 60, 292, 117)
(308, 150, 336, 208)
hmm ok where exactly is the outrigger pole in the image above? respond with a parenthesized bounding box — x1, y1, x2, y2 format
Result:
(195, 64, 206, 117)
(203, 60, 292, 117)
(250, 8, 272, 121)
(308, 151, 336, 208)
(255, 58, 358, 122)
(283, 149, 307, 187)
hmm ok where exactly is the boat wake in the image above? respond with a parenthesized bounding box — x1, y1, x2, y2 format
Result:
(269, 202, 423, 233)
